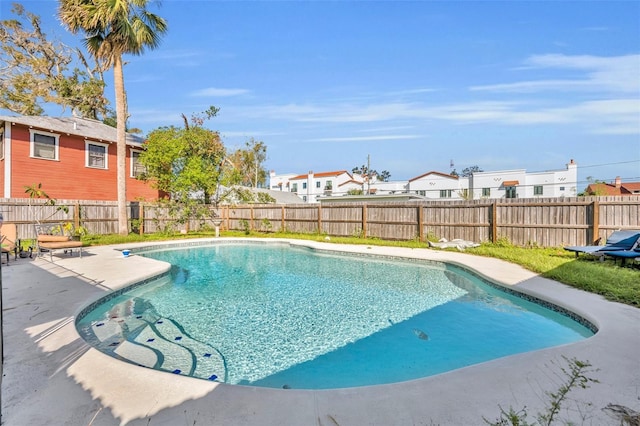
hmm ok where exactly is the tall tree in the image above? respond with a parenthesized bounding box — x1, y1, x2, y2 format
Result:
(351, 165, 391, 182)
(138, 109, 229, 204)
(377, 170, 391, 182)
(59, 0, 167, 235)
(0, 3, 108, 117)
(460, 165, 483, 177)
(228, 138, 268, 188)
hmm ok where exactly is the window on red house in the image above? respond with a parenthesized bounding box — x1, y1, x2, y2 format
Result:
(32, 132, 57, 160)
(130, 150, 147, 177)
(86, 142, 108, 169)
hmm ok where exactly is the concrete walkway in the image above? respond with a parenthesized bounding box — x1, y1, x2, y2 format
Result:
(1, 239, 639, 425)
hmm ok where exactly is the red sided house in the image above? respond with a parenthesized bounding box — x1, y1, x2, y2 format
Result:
(585, 176, 640, 196)
(0, 115, 162, 201)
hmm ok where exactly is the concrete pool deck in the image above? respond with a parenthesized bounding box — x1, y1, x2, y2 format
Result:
(1, 238, 639, 425)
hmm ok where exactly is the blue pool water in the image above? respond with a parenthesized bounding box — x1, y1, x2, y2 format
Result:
(76, 243, 594, 389)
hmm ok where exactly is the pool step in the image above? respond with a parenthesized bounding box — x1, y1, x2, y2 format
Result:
(88, 313, 226, 382)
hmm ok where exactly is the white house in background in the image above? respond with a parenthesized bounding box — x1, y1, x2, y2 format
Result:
(470, 169, 526, 200)
(287, 170, 361, 203)
(470, 159, 578, 199)
(369, 180, 408, 195)
(407, 171, 469, 200)
(337, 177, 366, 196)
(269, 160, 578, 203)
(268, 171, 298, 192)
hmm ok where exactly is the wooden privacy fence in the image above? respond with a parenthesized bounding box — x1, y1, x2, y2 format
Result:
(1, 196, 639, 248)
(221, 197, 640, 247)
(0, 199, 140, 240)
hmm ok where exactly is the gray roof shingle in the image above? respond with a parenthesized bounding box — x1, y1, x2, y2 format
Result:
(0, 115, 144, 146)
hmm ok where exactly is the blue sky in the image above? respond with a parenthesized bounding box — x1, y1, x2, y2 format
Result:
(3, 1, 640, 189)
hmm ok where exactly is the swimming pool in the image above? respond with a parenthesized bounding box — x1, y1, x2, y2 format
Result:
(76, 242, 594, 389)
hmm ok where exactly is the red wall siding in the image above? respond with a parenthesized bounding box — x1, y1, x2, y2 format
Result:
(8, 124, 161, 201)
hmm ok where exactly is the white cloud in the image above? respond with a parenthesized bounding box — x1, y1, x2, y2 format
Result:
(219, 130, 285, 138)
(229, 95, 639, 136)
(129, 109, 184, 125)
(129, 53, 640, 138)
(425, 98, 640, 134)
(571, 99, 640, 135)
(357, 126, 415, 133)
(385, 88, 438, 96)
(426, 102, 526, 123)
(190, 88, 250, 97)
(472, 53, 640, 94)
(310, 135, 422, 143)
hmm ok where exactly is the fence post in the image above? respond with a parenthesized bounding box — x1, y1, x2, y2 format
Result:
(362, 204, 367, 238)
(281, 206, 285, 232)
(139, 204, 144, 235)
(74, 202, 80, 229)
(592, 200, 600, 243)
(417, 205, 424, 242)
(491, 202, 497, 243)
(317, 205, 322, 234)
(250, 205, 254, 231)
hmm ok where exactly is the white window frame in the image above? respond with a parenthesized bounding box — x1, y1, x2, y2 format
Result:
(85, 141, 109, 169)
(30, 129, 59, 161)
(130, 149, 146, 178)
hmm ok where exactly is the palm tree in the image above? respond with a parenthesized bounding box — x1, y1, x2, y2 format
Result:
(58, 0, 167, 235)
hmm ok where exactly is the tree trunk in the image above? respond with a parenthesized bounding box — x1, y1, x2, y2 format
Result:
(114, 55, 128, 235)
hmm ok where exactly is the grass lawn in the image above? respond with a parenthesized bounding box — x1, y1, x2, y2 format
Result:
(80, 230, 640, 308)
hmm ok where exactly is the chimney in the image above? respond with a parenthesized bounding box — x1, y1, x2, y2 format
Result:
(307, 171, 314, 201)
(73, 121, 77, 131)
(615, 176, 621, 188)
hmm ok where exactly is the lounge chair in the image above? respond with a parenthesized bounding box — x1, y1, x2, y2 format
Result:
(1, 223, 19, 263)
(600, 248, 640, 266)
(35, 222, 84, 260)
(564, 230, 640, 258)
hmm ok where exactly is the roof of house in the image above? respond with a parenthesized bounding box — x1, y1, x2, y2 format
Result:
(586, 181, 640, 196)
(409, 171, 458, 182)
(290, 170, 351, 180)
(338, 179, 364, 187)
(251, 188, 304, 204)
(0, 115, 144, 146)
(623, 182, 640, 193)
